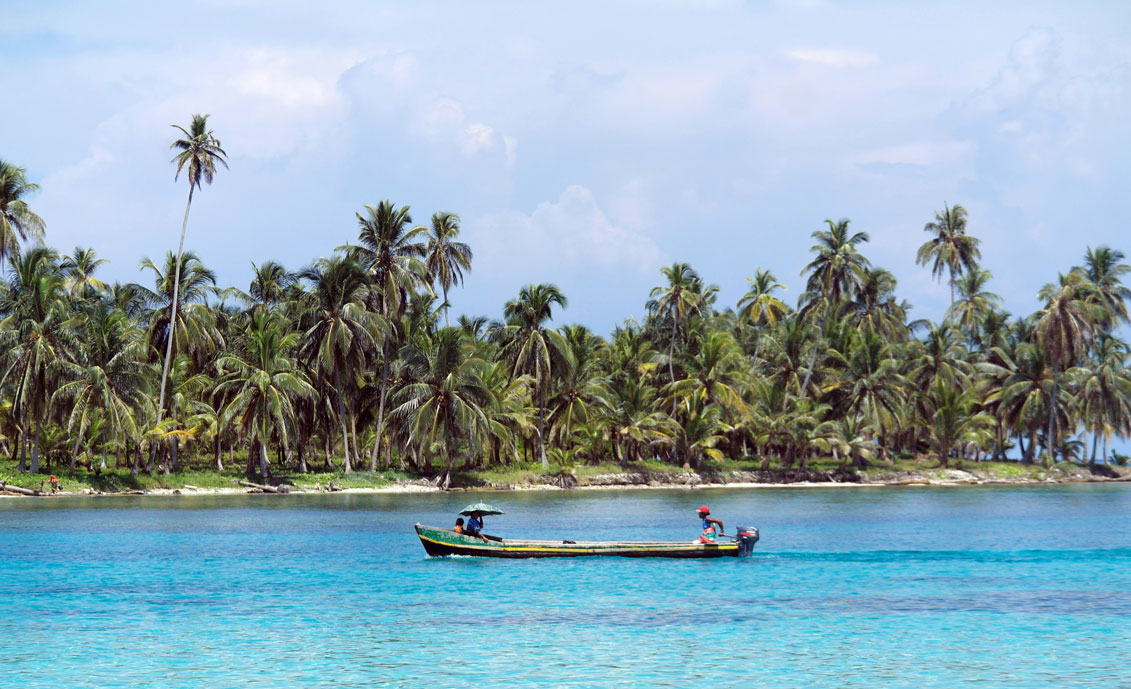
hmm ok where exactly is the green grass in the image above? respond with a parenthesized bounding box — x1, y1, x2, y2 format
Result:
(1, 453, 1120, 495)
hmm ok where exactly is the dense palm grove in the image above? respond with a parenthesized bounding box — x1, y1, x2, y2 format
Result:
(3, 122, 1131, 482)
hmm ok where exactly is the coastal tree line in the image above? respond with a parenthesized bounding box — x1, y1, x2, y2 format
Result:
(3, 116, 1131, 482)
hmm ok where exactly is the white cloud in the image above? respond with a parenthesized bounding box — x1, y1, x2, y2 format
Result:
(784, 49, 877, 69)
(460, 123, 497, 156)
(855, 141, 976, 167)
(472, 186, 662, 274)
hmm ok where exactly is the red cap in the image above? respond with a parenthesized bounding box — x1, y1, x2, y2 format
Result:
(697, 505, 710, 514)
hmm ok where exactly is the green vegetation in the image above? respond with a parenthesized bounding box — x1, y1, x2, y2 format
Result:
(3, 121, 1131, 494)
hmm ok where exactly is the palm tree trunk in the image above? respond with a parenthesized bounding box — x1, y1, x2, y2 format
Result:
(258, 432, 270, 478)
(443, 284, 450, 327)
(668, 319, 677, 383)
(156, 185, 194, 426)
(30, 414, 45, 474)
(214, 436, 223, 471)
(1047, 369, 1060, 463)
(1090, 429, 1098, 467)
(333, 369, 353, 472)
(99, 429, 108, 472)
(69, 435, 81, 476)
(371, 339, 391, 471)
(799, 305, 830, 400)
(538, 402, 548, 467)
(16, 428, 26, 472)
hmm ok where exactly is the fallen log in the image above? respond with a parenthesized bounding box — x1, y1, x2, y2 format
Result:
(0, 482, 41, 496)
(237, 480, 290, 494)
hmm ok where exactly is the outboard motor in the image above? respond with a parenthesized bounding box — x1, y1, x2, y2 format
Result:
(736, 526, 760, 557)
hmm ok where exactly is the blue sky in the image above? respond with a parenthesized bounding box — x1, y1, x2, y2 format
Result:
(3, 0, 1131, 333)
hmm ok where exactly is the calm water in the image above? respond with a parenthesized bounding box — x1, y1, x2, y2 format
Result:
(2, 485, 1130, 688)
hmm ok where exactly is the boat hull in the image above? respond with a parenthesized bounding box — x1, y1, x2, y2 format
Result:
(415, 524, 741, 559)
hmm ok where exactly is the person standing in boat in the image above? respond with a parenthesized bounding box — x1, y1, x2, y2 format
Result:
(464, 510, 490, 542)
(696, 505, 725, 543)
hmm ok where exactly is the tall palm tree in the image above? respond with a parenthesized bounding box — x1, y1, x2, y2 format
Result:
(0, 247, 72, 473)
(297, 255, 379, 472)
(60, 247, 109, 300)
(159, 114, 227, 431)
(916, 203, 980, 306)
(216, 312, 314, 478)
(799, 218, 871, 397)
(1074, 245, 1131, 331)
(494, 283, 568, 466)
(1078, 335, 1131, 464)
(342, 200, 428, 468)
(424, 211, 473, 327)
(392, 327, 489, 486)
(0, 160, 46, 261)
(247, 260, 294, 310)
(737, 268, 788, 362)
(649, 262, 708, 382)
(52, 308, 148, 474)
(546, 325, 609, 450)
(1034, 272, 1097, 461)
(846, 267, 909, 340)
(946, 268, 1002, 346)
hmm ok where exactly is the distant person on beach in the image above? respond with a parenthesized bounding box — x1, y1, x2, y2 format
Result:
(49, 475, 59, 494)
(696, 505, 724, 543)
(464, 510, 490, 542)
(453, 518, 465, 534)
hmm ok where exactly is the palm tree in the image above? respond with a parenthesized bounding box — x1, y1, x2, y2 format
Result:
(247, 260, 294, 310)
(546, 325, 609, 450)
(138, 251, 222, 373)
(826, 330, 907, 440)
(737, 268, 788, 361)
(391, 327, 489, 486)
(424, 211, 473, 326)
(845, 267, 910, 340)
(1078, 335, 1131, 464)
(494, 284, 568, 466)
(799, 218, 871, 397)
(916, 203, 980, 306)
(0, 247, 73, 473)
(52, 308, 148, 474)
(1034, 272, 1097, 461)
(158, 114, 227, 432)
(297, 255, 379, 472)
(216, 313, 315, 478)
(920, 379, 994, 467)
(342, 200, 428, 469)
(0, 160, 46, 261)
(1074, 246, 1131, 331)
(649, 263, 711, 382)
(946, 268, 1002, 346)
(60, 247, 109, 300)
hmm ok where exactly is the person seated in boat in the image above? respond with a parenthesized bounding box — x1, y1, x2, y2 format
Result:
(696, 505, 724, 544)
(453, 518, 465, 534)
(464, 511, 490, 542)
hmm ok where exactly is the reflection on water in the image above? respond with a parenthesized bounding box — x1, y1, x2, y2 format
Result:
(2, 484, 1130, 688)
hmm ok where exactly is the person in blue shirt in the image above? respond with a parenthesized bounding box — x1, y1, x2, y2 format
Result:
(696, 505, 725, 543)
(464, 510, 490, 542)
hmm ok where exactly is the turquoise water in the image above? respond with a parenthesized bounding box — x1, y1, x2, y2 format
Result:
(2, 485, 1129, 688)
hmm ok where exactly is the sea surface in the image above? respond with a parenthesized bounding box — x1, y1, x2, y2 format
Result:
(2, 484, 1129, 688)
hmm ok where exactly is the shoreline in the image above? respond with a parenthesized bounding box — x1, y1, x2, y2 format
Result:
(4, 465, 1129, 499)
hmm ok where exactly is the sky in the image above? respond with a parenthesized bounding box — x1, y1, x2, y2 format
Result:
(3, 0, 1131, 334)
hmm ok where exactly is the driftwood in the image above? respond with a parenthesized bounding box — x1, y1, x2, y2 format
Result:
(237, 480, 290, 494)
(0, 482, 41, 496)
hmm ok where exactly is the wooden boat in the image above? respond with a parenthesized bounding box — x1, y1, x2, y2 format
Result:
(414, 523, 760, 559)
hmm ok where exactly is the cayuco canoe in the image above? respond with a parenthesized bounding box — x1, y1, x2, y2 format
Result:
(414, 523, 761, 559)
